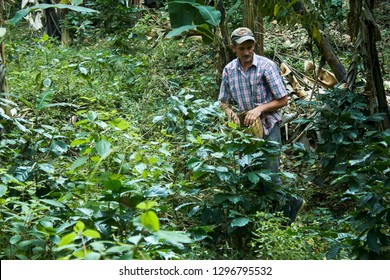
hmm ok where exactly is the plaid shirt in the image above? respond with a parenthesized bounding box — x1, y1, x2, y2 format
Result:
(218, 54, 287, 136)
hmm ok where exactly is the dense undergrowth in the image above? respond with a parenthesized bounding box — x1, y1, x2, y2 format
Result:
(1, 8, 389, 260)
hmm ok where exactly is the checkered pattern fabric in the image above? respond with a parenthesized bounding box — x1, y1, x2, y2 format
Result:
(218, 54, 287, 136)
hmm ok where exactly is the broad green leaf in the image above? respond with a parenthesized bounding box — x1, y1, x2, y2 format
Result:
(248, 172, 259, 184)
(82, 230, 101, 239)
(50, 140, 68, 155)
(140, 210, 160, 232)
(96, 140, 111, 157)
(231, 217, 251, 227)
(10, 235, 21, 245)
(195, 5, 221, 26)
(166, 25, 198, 38)
(58, 232, 77, 247)
(155, 230, 192, 247)
(167, 0, 196, 28)
(10, 4, 99, 25)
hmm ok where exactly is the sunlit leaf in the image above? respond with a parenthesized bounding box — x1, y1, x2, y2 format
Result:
(82, 229, 101, 239)
(73, 220, 85, 232)
(137, 201, 157, 210)
(140, 210, 160, 232)
(58, 232, 77, 247)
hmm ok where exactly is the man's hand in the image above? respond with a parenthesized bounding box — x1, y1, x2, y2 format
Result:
(244, 106, 262, 126)
(221, 102, 240, 125)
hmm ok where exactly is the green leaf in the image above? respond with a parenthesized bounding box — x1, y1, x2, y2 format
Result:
(96, 140, 111, 158)
(155, 230, 192, 247)
(10, 235, 21, 245)
(140, 210, 160, 232)
(0, 184, 7, 197)
(167, 0, 196, 28)
(10, 4, 99, 25)
(73, 221, 85, 232)
(103, 179, 122, 192)
(36, 89, 54, 111)
(70, 156, 88, 171)
(137, 201, 157, 210)
(274, 3, 280, 16)
(85, 252, 101, 260)
(110, 118, 130, 130)
(71, 0, 83, 5)
(195, 5, 221, 26)
(248, 172, 259, 184)
(82, 230, 101, 239)
(50, 140, 68, 155)
(166, 25, 198, 38)
(58, 232, 77, 247)
(38, 163, 55, 174)
(231, 217, 251, 227)
(41, 199, 65, 208)
(367, 229, 380, 254)
(87, 111, 98, 122)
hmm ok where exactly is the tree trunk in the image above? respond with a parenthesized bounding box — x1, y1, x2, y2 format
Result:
(0, 0, 9, 117)
(214, 0, 234, 96)
(348, 0, 390, 129)
(291, 1, 347, 83)
(244, 0, 264, 55)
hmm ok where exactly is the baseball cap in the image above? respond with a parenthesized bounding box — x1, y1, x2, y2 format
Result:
(231, 27, 255, 44)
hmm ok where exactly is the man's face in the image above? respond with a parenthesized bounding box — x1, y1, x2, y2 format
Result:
(232, 40, 255, 65)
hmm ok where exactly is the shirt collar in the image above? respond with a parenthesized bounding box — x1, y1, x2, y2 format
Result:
(232, 53, 259, 71)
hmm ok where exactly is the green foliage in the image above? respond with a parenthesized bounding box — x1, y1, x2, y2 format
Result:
(329, 129, 390, 259)
(250, 212, 328, 260)
(166, 0, 221, 43)
(10, 3, 99, 26)
(309, 86, 390, 259)
(2, 7, 388, 261)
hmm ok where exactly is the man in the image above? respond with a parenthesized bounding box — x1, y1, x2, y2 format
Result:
(218, 27, 304, 224)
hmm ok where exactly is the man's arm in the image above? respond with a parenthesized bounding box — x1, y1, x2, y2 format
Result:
(243, 95, 288, 126)
(220, 102, 240, 125)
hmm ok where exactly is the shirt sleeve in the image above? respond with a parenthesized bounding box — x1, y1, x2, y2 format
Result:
(218, 67, 232, 103)
(264, 62, 288, 100)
